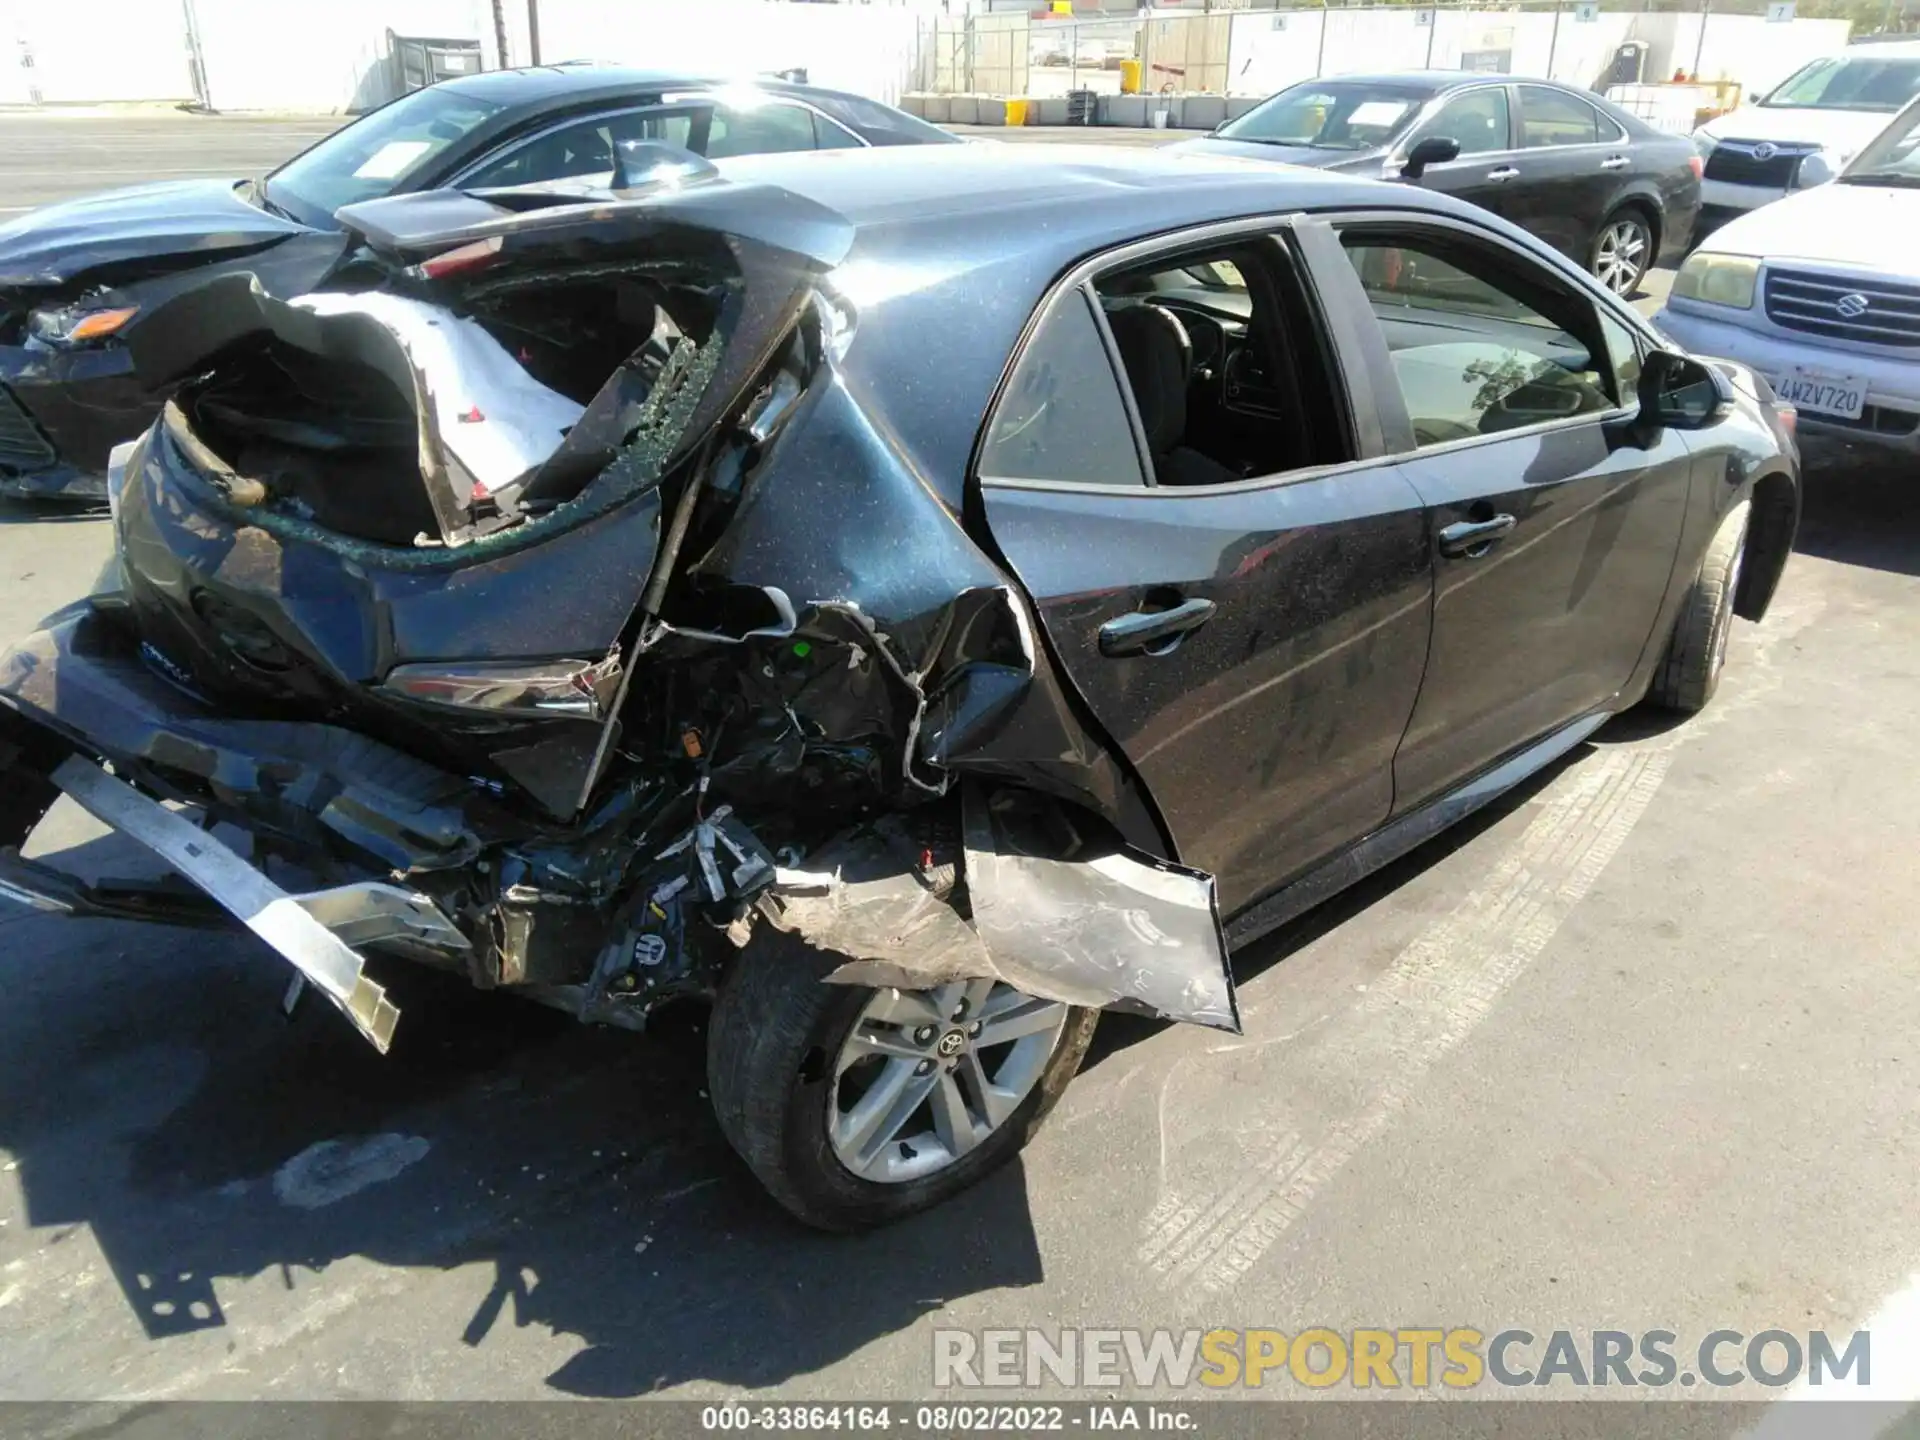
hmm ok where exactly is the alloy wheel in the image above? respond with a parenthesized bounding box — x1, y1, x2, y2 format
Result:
(1594, 218, 1651, 297)
(827, 979, 1069, 1184)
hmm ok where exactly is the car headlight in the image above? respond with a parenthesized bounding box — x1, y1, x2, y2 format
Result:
(27, 303, 138, 348)
(1672, 252, 1759, 309)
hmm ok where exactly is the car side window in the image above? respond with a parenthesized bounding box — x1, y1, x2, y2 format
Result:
(1593, 108, 1627, 144)
(979, 288, 1147, 487)
(463, 109, 696, 187)
(1519, 85, 1600, 148)
(1344, 234, 1617, 446)
(705, 102, 819, 158)
(810, 112, 865, 150)
(1599, 311, 1645, 405)
(1422, 88, 1510, 157)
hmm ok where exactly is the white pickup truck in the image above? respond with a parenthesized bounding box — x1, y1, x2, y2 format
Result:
(1657, 93, 1920, 454)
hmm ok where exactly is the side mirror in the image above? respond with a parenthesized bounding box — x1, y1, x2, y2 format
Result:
(1629, 350, 1734, 440)
(1401, 135, 1461, 180)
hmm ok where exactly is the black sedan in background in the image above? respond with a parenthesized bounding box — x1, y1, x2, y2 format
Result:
(0, 65, 953, 502)
(1174, 73, 1702, 299)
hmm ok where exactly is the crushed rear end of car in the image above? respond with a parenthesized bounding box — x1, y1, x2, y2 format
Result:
(0, 169, 1240, 1058)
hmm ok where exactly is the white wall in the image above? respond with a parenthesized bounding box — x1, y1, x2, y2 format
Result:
(193, 0, 502, 113)
(1, 0, 194, 103)
(530, 0, 924, 104)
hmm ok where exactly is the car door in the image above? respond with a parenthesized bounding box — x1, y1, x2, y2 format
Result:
(1506, 85, 1621, 260)
(974, 219, 1434, 913)
(1396, 84, 1524, 223)
(1311, 214, 1693, 813)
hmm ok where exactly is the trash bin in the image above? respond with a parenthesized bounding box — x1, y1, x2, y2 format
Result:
(1119, 59, 1142, 94)
(1067, 88, 1098, 126)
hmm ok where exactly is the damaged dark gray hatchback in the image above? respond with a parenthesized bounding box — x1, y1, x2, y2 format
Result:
(0, 144, 1798, 1229)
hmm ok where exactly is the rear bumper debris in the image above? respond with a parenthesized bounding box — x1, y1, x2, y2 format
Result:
(48, 754, 403, 1051)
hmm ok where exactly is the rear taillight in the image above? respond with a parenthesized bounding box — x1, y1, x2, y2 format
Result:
(1776, 405, 1797, 438)
(1688, 155, 1705, 180)
(381, 654, 622, 721)
(412, 234, 504, 282)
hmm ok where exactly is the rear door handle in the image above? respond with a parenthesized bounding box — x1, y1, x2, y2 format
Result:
(1601, 155, 1630, 170)
(1098, 597, 1216, 657)
(1437, 514, 1517, 558)
(1487, 166, 1520, 181)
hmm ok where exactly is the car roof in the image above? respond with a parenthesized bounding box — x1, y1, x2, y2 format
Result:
(708, 142, 1500, 505)
(431, 62, 878, 112)
(1842, 37, 1920, 55)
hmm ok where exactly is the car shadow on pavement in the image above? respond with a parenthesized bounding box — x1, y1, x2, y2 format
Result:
(1084, 740, 1589, 1073)
(0, 847, 1044, 1397)
(1792, 455, 1920, 578)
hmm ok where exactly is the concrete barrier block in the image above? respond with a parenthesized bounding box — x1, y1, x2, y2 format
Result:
(1035, 96, 1070, 126)
(1182, 95, 1227, 130)
(899, 93, 929, 119)
(975, 98, 1008, 127)
(948, 94, 981, 125)
(1227, 95, 1261, 120)
(922, 93, 952, 124)
(1104, 94, 1147, 127)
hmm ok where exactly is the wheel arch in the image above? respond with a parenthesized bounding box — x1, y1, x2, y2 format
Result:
(1735, 464, 1800, 622)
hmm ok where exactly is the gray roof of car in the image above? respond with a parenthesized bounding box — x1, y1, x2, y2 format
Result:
(709, 142, 1469, 501)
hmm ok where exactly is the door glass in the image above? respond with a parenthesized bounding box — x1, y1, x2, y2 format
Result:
(1092, 241, 1351, 483)
(811, 113, 865, 150)
(1599, 312, 1644, 404)
(1421, 88, 1510, 157)
(980, 289, 1147, 487)
(465, 110, 697, 187)
(1345, 237, 1614, 444)
(1518, 85, 1600, 148)
(705, 102, 819, 158)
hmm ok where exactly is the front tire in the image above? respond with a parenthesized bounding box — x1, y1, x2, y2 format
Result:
(707, 927, 1098, 1231)
(1649, 500, 1750, 714)
(1592, 209, 1654, 298)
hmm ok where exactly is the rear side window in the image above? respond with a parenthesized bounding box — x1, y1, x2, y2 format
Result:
(706, 103, 818, 158)
(980, 289, 1147, 487)
(1519, 86, 1601, 148)
(1425, 87, 1510, 157)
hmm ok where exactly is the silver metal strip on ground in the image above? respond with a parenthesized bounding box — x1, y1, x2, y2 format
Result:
(49, 756, 399, 1052)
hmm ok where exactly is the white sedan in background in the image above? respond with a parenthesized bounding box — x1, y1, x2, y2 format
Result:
(1657, 93, 1920, 455)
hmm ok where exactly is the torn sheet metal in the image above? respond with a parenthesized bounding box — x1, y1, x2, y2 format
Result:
(761, 817, 995, 981)
(49, 755, 399, 1052)
(962, 787, 1238, 1032)
(292, 290, 584, 500)
(797, 789, 1239, 1033)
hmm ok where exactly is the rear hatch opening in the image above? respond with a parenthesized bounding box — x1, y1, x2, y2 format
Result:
(126, 175, 855, 552)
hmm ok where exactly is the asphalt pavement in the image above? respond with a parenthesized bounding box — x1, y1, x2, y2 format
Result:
(0, 113, 1915, 1426)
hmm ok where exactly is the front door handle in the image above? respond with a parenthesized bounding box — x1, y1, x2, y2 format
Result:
(1437, 514, 1517, 558)
(1600, 154, 1630, 170)
(1099, 597, 1216, 657)
(1487, 166, 1520, 181)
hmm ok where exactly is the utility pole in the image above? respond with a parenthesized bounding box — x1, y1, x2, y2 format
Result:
(490, 0, 510, 68)
(528, 0, 542, 66)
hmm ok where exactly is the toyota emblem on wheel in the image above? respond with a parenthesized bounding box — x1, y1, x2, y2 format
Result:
(1836, 293, 1871, 319)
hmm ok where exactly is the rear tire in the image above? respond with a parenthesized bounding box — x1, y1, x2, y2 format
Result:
(1649, 500, 1750, 714)
(1591, 208, 1655, 298)
(707, 927, 1098, 1231)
